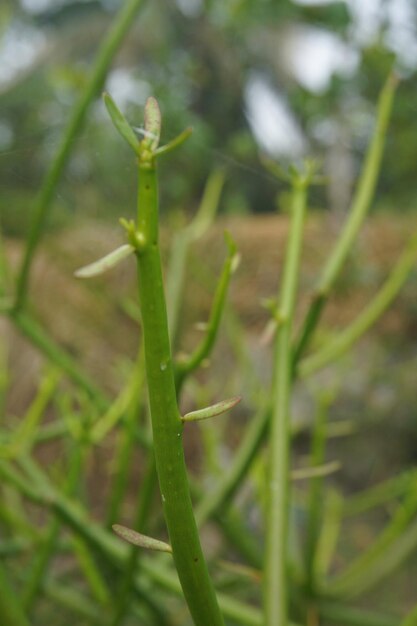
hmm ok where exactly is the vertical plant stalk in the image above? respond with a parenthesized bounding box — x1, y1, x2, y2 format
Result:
(135, 179, 225, 626)
(298, 232, 417, 377)
(133, 102, 225, 626)
(0, 562, 30, 626)
(192, 74, 399, 538)
(304, 394, 329, 594)
(14, 0, 145, 311)
(293, 73, 398, 366)
(264, 174, 309, 626)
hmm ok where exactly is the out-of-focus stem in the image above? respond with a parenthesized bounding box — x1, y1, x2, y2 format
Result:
(265, 180, 308, 626)
(293, 73, 398, 366)
(14, 0, 145, 311)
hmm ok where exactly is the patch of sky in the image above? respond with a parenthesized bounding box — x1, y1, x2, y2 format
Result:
(244, 74, 308, 159)
(175, 0, 203, 18)
(0, 20, 46, 89)
(281, 24, 359, 94)
(21, 0, 97, 14)
(293, 0, 417, 71)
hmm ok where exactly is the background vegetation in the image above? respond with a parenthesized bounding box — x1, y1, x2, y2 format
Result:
(0, 1, 416, 625)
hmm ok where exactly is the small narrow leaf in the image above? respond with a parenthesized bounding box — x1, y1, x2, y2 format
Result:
(112, 524, 172, 553)
(74, 244, 134, 278)
(144, 96, 161, 150)
(182, 396, 241, 422)
(154, 126, 193, 157)
(103, 92, 140, 154)
(291, 460, 341, 481)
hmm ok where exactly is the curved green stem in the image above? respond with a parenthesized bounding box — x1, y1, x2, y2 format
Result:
(0, 562, 30, 626)
(327, 492, 417, 597)
(293, 73, 398, 365)
(10, 310, 108, 410)
(175, 233, 237, 390)
(14, 0, 145, 311)
(299, 232, 417, 378)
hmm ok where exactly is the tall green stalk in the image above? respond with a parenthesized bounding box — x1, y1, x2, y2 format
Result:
(134, 114, 224, 626)
(82, 95, 224, 625)
(293, 73, 398, 365)
(264, 167, 312, 626)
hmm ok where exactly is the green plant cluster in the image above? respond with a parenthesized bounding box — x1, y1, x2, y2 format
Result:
(0, 3, 417, 626)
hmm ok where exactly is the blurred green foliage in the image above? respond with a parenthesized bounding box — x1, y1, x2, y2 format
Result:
(0, 0, 416, 237)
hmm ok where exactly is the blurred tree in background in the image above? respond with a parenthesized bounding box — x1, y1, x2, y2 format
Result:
(0, 0, 416, 237)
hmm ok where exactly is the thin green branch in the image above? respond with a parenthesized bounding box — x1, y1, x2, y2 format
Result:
(175, 232, 238, 390)
(343, 469, 417, 517)
(0, 563, 30, 626)
(22, 442, 85, 610)
(10, 310, 108, 410)
(195, 404, 270, 527)
(327, 492, 417, 597)
(293, 73, 398, 365)
(166, 169, 225, 341)
(265, 176, 309, 626)
(304, 394, 330, 594)
(319, 601, 400, 626)
(299, 232, 417, 378)
(14, 0, 145, 311)
(0, 455, 265, 626)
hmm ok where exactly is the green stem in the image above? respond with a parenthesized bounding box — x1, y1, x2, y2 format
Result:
(264, 181, 308, 626)
(110, 453, 158, 625)
(135, 163, 224, 625)
(0, 562, 30, 626)
(401, 604, 417, 626)
(304, 395, 328, 594)
(175, 234, 236, 390)
(23, 443, 87, 609)
(166, 169, 225, 342)
(327, 493, 417, 597)
(195, 403, 270, 527)
(105, 352, 146, 526)
(1, 456, 262, 626)
(319, 601, 400, 626)
(10, 310, 108, 410)
(299, 232, 417, 378)
(293, 73, 398, 364)
(14, 0, 145, 311)
(343, 469, 417, 517)
(190, 80, 397, 533)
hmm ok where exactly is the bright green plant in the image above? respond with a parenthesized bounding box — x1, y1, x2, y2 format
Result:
(0, 38, 416, 626)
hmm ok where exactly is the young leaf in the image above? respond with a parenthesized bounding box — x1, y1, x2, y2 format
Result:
(103, 92, 140, 155)
(182, 396, 241, 422)
(143, 96, 161, 151)
(112, 524, 172, 553)
(155, 126, 193, 157)
(74, 244, 134, 278)
(291, 460, 341, 481)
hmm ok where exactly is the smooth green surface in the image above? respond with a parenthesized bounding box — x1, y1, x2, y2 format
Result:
(135, 159, 225, 625)
(264, 180, 308, 626)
